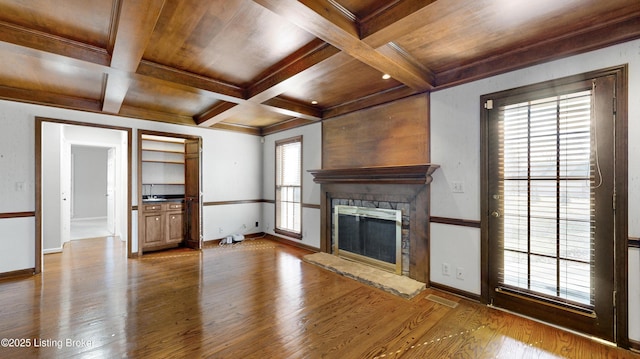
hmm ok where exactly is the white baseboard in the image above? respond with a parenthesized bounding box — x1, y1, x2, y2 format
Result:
(71, 216, 107, 222)
(43, 247, 63, 254)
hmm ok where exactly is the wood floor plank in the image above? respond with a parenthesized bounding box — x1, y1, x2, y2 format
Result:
(0, 237, 638, 358)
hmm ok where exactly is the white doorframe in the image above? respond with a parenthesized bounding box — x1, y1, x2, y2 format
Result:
(107, 147, 116, 235)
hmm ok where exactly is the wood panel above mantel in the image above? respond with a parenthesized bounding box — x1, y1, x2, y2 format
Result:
(308, 164, 439, 185)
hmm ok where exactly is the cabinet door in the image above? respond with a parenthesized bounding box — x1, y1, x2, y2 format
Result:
(166, 211, 184, 244)
(143, 212, 163, 246)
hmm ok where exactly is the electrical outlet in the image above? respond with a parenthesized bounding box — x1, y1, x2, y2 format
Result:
(456, 267, 464, 280)
(218, 227, 223, 233)
(442, 263, 450, 276)
(452, 181, 464, 193)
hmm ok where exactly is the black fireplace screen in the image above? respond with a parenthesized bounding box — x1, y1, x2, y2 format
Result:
(337, 213, 396, 264)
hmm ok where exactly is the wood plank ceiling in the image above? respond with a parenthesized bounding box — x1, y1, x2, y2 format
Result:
(0, 0, 638, 135)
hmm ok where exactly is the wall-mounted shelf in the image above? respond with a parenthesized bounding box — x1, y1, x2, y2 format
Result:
(142, 183, 185, 186)
(141, 148, 185, 154)
(142, 160, 185, 164)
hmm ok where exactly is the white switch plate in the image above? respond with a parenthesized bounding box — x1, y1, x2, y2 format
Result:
(442, 263, 450, 276)
(452, 181, 464, 193)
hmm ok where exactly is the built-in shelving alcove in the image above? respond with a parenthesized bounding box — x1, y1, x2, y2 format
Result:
(137, 131, 203, 254)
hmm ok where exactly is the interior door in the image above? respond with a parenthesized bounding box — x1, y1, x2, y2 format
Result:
(184, 138, 202, 249)
(484, 75, 617, 341)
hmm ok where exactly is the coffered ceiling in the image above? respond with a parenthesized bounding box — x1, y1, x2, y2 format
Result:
(0, 0, 638, 135)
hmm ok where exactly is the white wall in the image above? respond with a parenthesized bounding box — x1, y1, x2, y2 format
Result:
(430, 39, 640, 341)
(41, 122, 62, 252)
(72, 146, 108, 219)
(200, 127, 263, 240)
(0, 99, 262, 271)
(262, 122, 322, 249)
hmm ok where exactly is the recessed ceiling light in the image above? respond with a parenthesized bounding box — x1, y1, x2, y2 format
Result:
(382, 74, 391, 80)
(311, 100, 318, 105)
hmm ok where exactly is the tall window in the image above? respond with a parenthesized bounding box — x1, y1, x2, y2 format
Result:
(275, 136, 302, 238)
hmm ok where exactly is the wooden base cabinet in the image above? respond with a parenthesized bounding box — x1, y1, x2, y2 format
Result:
(166, 204, 184, 244)
(142, 202, 184, 251)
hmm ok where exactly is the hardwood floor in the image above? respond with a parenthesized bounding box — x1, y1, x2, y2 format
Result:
(0, 237, 638, 358)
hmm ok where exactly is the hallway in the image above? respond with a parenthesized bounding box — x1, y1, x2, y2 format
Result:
(70, 217, 112, 240)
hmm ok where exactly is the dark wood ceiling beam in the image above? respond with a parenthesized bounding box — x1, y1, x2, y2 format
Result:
(253, 0, 434, 90)
(210, 122, 262, 136)
(102, 0, 166, 113)
(261, 97, 321, 119)
(119, 104, 196, 126)
(197, 39, 337, 127)
(435, 14, 640, 89)
(194, 101, 238, 125)
(359, 0, 438, 48)
(323, 85, 418, 119)
(196, 94, 322, 128)
(261, 117, 316, 136)
(247, 38, 340, 101)
(102, 74, 132, 113)
(110, 0, 166, 72)
(0, 21, 110, 66)
(196, 102, 249, 128)
(0, 84, 102, 112)
(137, 60, 245, 102)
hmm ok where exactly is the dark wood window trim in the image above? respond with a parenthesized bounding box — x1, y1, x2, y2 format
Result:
(275, 136, 303, 239)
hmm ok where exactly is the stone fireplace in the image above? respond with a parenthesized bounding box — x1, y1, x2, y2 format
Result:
(309, 164, 439, 283)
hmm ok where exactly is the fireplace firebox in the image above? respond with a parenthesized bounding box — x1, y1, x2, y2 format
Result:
(334, 205, 402, 274)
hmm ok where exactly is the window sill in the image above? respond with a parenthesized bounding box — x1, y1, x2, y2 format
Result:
(274, 228, 302, 240)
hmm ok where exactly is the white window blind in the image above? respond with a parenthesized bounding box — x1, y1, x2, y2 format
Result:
(499, 89, 594, 306)
(275, 137, 302, 235)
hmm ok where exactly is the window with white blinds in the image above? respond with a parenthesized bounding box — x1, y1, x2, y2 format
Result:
(498, 89, 594, 306)
(275, 136, 302, 237)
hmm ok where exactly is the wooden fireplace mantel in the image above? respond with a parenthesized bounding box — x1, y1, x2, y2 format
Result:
(308, 164, 440, 185)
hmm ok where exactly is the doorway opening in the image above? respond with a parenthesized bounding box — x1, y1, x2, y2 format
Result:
(35, 118, 132, 273)
(70, 145, 114, 240)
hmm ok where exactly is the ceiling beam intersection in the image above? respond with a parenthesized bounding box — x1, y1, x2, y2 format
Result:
(253, 0, 434, 90)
